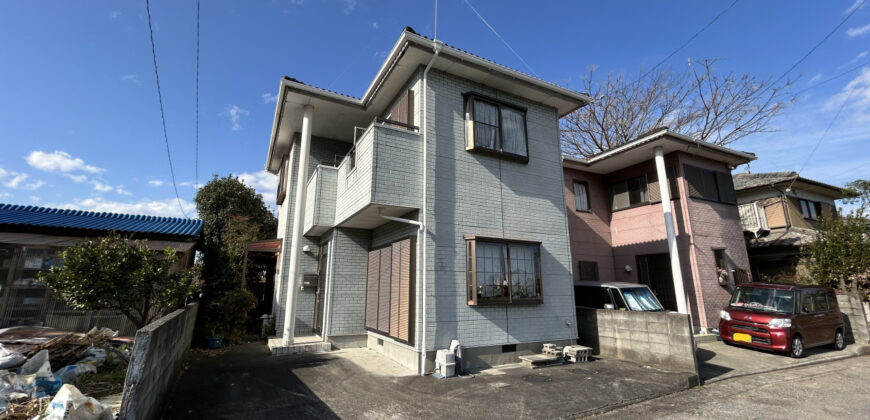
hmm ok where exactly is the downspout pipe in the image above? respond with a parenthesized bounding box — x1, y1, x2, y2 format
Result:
(654, 147, 689, 315)
(419, 40, 442, 376)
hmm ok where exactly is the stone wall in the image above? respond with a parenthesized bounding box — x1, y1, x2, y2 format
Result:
(576, 308, 698, 376)
(120, 302, 198, 420)
(836, 293, 870, 344)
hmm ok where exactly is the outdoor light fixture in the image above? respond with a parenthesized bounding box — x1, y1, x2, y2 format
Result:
(302, 245, 311, 253)
(624, 265, 632, 272)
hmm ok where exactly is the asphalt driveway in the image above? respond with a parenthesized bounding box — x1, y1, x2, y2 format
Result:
(696, 338, 869, 383)
(164, 342, 697, 419)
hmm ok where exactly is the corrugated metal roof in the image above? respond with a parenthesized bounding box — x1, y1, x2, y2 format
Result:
(0, 204, 202, 238)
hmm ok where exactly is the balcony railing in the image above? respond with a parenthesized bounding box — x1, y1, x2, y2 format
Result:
(738, 202, 768, 233)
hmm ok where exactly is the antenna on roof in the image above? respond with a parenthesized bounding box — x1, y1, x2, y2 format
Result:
(434, 0, 438, 41)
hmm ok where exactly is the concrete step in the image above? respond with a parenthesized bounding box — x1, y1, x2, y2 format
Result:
(693, 333, 720, 345)
(268, 337, 332, 356)
(519, 354, 563, 369)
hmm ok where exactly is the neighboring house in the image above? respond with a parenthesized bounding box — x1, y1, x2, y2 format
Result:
(0, 204, 202, 336)
(733, 171, 845, 283)
(563, 129, 756, 331)
(266, 27, 590, 372)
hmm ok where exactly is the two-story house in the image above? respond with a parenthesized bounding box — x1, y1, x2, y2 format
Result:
(563, 129, 756, 331)
(733, 171, 844, 283)
(264, 27, 590, 373)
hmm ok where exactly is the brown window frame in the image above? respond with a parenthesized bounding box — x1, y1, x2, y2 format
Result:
(463, 92, 529, 163)
(465, 236, 543, 306)
(276, 154, 289, 205)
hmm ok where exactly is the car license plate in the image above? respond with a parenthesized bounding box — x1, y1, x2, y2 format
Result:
(733, 332, 752, 343)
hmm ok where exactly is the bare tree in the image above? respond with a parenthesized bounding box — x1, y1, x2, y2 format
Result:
(561, 59, 797, 158)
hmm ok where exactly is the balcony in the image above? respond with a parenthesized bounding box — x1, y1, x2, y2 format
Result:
(303, 165, 339, 236)
(738, 202, 769, 234)
(303, 121, 422, 234)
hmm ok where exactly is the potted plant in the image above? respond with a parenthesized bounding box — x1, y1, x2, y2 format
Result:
(204, 326, 223, 349)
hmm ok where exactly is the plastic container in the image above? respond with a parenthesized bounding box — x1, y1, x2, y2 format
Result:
(204, 337, 222, 349)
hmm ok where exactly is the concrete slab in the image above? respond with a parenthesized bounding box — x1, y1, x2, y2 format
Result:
(697, 338, 870, 384)
(268, 336, 331, 356)
(164, 342, 698, 419)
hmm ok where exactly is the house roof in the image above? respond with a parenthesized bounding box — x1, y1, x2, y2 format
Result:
(562, 128, 756, 174)
(732, 171, 843, 197)
(749, 227, 817, 248)
(265, 26, 592, 173)
(0, 204, 202, 239)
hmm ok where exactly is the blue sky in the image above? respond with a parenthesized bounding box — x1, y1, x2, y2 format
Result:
(0, 1, 868, 218)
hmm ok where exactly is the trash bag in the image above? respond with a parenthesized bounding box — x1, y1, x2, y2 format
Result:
(19, 349, 52, 377)
(41, 384, 112, 420)
(54, 364, 97, 385)
(0, 345, 26, 370)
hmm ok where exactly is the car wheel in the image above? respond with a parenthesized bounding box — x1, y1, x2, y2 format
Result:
(833, 330, 846, 351)
(789, 335, 804, 358)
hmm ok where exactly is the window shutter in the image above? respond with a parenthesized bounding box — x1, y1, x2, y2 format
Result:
(406, 90, 414, 126)
(647, 171, 661, 203)
(365, 250, 380, 330)
(715, 172, 737, 204)
(701, 169, 719, 201)
(377, 247, 392, 334)
(396, 238, 414, 343)
(390, 90, 409, 125)
(667, 166, 679, 198)
(389, 244, 401, 337)
(683, 165, 704, 198)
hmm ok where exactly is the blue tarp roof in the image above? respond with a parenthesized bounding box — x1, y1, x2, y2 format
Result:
(0, 204, 202, 238)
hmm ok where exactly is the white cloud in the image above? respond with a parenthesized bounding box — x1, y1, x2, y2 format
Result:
(219, 105, 249, 131)
(120, 74, 141, 85)
(238, 171, 278, 205)
(116, 187, 132, 196)
(845, 0, 866, 14)
(179, 181, 203, 189)
(369, 21, 379, 30)
(29, 196, 40, 203)
(824, 67, 870, 121)
(63, 173, 88, 183)
(27, 151, 104, 174)
(148, 180, 164, 187)
(846, 22, 870, 38)
(808, 73, 823, 84)
(0, 167, 43, 190)
(0, 192, 11, 198)
(54, 197, 196, 218)
(373, 51, 388, 59)
(92, 181, 113, 193)
(110, 11, 121, 19)
(261, 92, 278, 104)
(343, 0, 356, 14)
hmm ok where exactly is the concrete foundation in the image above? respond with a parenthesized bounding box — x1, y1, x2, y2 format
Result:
(269, 336, 332, 356)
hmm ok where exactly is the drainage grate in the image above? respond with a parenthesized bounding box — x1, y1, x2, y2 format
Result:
(521, 374, 552, 383)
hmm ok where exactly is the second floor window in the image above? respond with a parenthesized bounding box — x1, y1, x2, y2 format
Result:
(799, 199, 821, 220)
(464, 95, 528, 161)
(611, 176, 648, 211)
(683, 164, 737, 204)
(276, 154, 289, 205)
(573, 181, 590, 212)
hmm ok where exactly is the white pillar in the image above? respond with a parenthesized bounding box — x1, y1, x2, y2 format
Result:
(282, 104, 314, 345)
(654, 147, 689, 315)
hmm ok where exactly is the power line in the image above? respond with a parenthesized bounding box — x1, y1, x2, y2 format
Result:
(462, 0, 539, 78)
(760, 0, 866, 99)
(638, 0, 740, 81)
(787, 86, 858, 192)
(787, 58, 870, 98)
(145, 0, 188, 218)
(195, 0, 200, 191)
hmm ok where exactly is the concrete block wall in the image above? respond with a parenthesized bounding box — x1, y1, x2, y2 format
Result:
(422, 69, 577, 353)
(576, 307, 698, 375)
(274, 135, 351, 335)
(120, 303, 198, 420)
(836, 293, 870, 344)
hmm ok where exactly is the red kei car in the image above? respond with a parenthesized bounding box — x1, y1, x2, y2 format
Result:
(719, 283, 845, 358)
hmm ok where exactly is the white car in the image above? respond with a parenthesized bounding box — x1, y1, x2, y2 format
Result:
(574, 281, 666, 312)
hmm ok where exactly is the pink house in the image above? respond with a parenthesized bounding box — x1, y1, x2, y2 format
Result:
(563, 129, 756, 330)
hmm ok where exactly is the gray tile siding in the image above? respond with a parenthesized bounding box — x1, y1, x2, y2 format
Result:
(274, 135, 351, 335)
(421, 69, 577, 350)
(325, 228, 372, 336)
